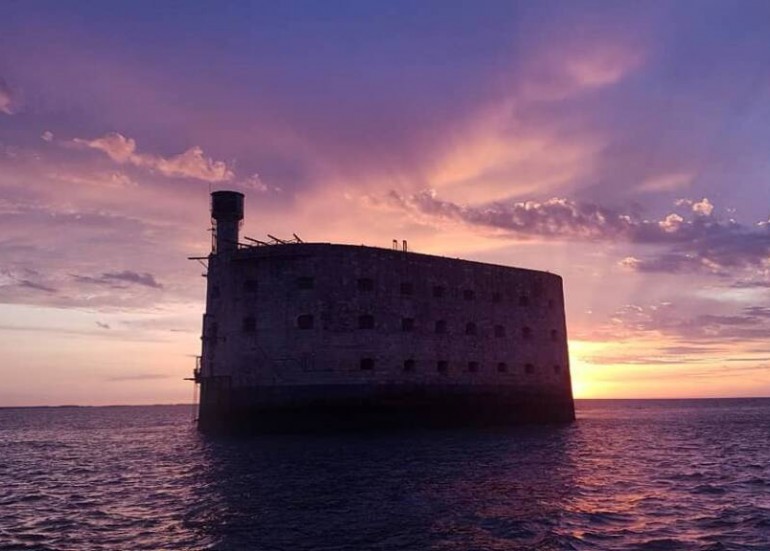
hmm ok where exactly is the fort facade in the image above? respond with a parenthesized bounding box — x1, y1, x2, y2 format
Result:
(195, 191, 574, 431)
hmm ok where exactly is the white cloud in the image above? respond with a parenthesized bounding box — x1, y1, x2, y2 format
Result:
(73, 132, 234, 183)
(692, 197, 714, 217)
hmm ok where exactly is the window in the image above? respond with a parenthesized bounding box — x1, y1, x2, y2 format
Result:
(435, 320, 447, 334)
(358, 314, 374, 329)
(297, 276, 314, 290)
(432, 285, 445, 298)
(297, 314, 314, 330)
(519, 295, 530, 307)
(463, 289, 475, 301)
(467, 361, 479, 373)
(525, 363, 535, 374)
(497, 362, 508, 373)
(360, 358, 375, 371)
(403, 359, 416, 372)
(357, 278, 374, 291)
(242, 316, 256, 333)
(494, 325, 505, 338)
(243, 279, 258, 293)
(437, 360, 449, 374)
(401, 317, 415, 332)
(465, 322, 477, 336)
(553, 364, 561, 375)
(522, 326, 532, 340)
(400, 282, 414, 296)
(550, 329, 558, 342)
(492, 292, 502, 303)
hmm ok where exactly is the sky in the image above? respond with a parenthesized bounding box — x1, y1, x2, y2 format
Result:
(1, 0, 770, 405)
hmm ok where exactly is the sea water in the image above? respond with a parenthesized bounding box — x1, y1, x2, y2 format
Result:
(1, 399, 769, 550)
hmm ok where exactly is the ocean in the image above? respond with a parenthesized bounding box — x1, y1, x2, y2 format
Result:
(1, 399, 769, 550)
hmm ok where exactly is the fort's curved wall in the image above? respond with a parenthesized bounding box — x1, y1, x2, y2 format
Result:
(198, 242, 574, 431)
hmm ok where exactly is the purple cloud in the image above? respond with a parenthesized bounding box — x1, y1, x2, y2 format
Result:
(390, 191, 770, 277)
(73, 270, 163, 289)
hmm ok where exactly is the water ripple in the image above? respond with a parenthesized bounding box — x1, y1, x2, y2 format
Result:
(1, 400, 770, 550)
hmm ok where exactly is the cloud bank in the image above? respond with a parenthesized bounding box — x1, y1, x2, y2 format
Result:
(389, 191, 770, 277)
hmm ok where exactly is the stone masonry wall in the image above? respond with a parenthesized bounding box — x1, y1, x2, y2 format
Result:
(201, 243, 571, 397)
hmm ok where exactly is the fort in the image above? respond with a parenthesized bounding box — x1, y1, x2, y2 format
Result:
(194, 191, 575, 432)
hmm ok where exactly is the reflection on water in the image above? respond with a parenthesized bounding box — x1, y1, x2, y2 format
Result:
(197, 426, 576, 550)
(1, 400, 769, 550)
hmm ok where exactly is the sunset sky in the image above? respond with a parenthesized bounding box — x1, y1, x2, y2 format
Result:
(2, 1, 770, 405)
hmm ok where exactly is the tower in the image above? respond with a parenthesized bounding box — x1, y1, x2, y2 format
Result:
(210, 190, 244, 254)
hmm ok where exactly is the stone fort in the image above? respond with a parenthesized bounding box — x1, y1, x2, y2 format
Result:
(195, 191, 574, 431)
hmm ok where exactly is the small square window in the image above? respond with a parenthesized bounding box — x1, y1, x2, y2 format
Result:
(400, 282, 414, 296)
(467, 361, 479, 373)
(497, 362, 508, 373)
(494, 325, 505, 338)
(403, 359, 416, 372)
(402, 317, 415, 332)
(463, 289, 475, 300)
(243, 279, 258, 293)
(242, 316, 256, 333)
(297, 277, 314, 290)
(432, 285, 445, 298)
(358, 315, 374, 329)
(525, 363, 535, 374)
(297, 314, 314, 330)
(357, 278, 374, 291)
(360, 358, 375, 370)
(437, 360, 449, 374)
(435, 320, 447, 334)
